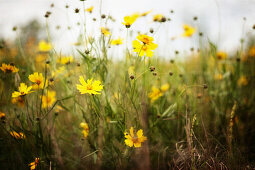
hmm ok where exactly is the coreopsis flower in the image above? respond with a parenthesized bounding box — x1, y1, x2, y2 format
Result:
(10, 131, 25, 139)
(122, 15, 138, 28)
(12, 97, 25, 107)
(238, 76, 248, 87)
(133, 40, 157, 57)
(153, 14, 165, 22)
(124, 127, 147, 148)
(216, 51, 227, 60)
(101, 27, 111, 37)
(0, 63, 19, 73)
(85, 6, 93, 13)
(182, 24, 196, 37)
(12, 83, 33, 98)
(76, 76, 103, 95)
(80, 122, 89, 138)
(57, 56, 74, 65)
(161, 83, 170, 92)
(148, 86, 163, 102)
(41, 91, 56, 108)
(137, 34, 155, 45)
(0, 112, 5, 120)
(38, 40, 51, 52)
(28, 158, 39, 170)
(28, 72, 48, 89)
(111, 37, 123, 45)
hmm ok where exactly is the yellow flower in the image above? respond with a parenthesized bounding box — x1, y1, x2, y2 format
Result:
(216, 51, 227, 60)
(122, 15, 138, 28)
(29, 72, 47, 89)
(182, 24, 196, 37)
(57, 56, 74, 65)
(124, 127, 147, 148)
(214, 74, 223, 80)
(76, 76, 103, 95)
(10, 131, 25, 139)
(12, 83, 33, 98)
(85, 6, 93, 13)
(153, 14, 165, 22)
(238, 76, 248, 87)
(28, 158, 39, 170)
(38, 40, 51, 52)
(101, 27, 111, 37)
(0, 63, 19, 73)
(0, 112, 5, 119)
(133, 40, 157, 57)
(111, 37, 123, 45)
(141, 10, 152, 17)
(137, 34, 155, 45)
(161, 83, 170, 92)
(80, 122, 89, 138)
(12, 97, 25, 107)
(35, 54, 48, 63)
(248, 46, 255, 57)
(148, 86, 163, 102)
(41, 91, 56, 108)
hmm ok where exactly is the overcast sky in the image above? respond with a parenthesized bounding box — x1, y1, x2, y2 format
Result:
(0, 0, 255, 59)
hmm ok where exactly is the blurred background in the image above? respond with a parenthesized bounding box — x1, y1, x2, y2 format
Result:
(0, 0, 255, 59)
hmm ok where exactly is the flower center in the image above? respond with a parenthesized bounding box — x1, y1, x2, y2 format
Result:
(87, 84, 93, 90)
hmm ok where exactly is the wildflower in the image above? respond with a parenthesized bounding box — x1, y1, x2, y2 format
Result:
(80, 122, 89, 138)
(101, 27, 111, 36)
(85, 6, 93, 13)
(29, 72, 47, 89)
(57, 56, 74, 65)
(76, 76, 103, 95)
(153, 14, 166, 22)
(124, 127, 147, 148)
(0, 63, 19, 73)
(12, 83, 33, 98)
(12, 97, 25, 107)
(238, 76, 248, 87)
(10, 131, 25, 139)
(111, 37, 123, 45)
(148, 86, 163, 102)
(137, 34, 155, 45)
(248, 46, 255, 57)
(28, 158, 39, 170)
(38, 40, 51, 52)
(41, 91, 56, 108)
(182, 24, 196, 37)
(214, 74, 223, 80)
(133, 40, 157, 57)
(0, 112, 5, 120)
(122, 15, 138, 28)
(161, 83, 170, 92)
(216, 51, 227, 60)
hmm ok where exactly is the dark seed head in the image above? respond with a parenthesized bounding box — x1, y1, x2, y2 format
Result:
(203, 84, 208, 89)
(46, 60, 50, 64)
(101, 14, 106, 19)
(149, 28, 154, 33)
(75, 8, 80, 13)
(85, 50, 90, 55)
(130, 75, 135, 80)
(149, 66, 155, 72)
(193, 16, 198, 21)
(169, 72, 173, 76)
(153, 72, 157, 76)
(12, 26, 17, 31)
